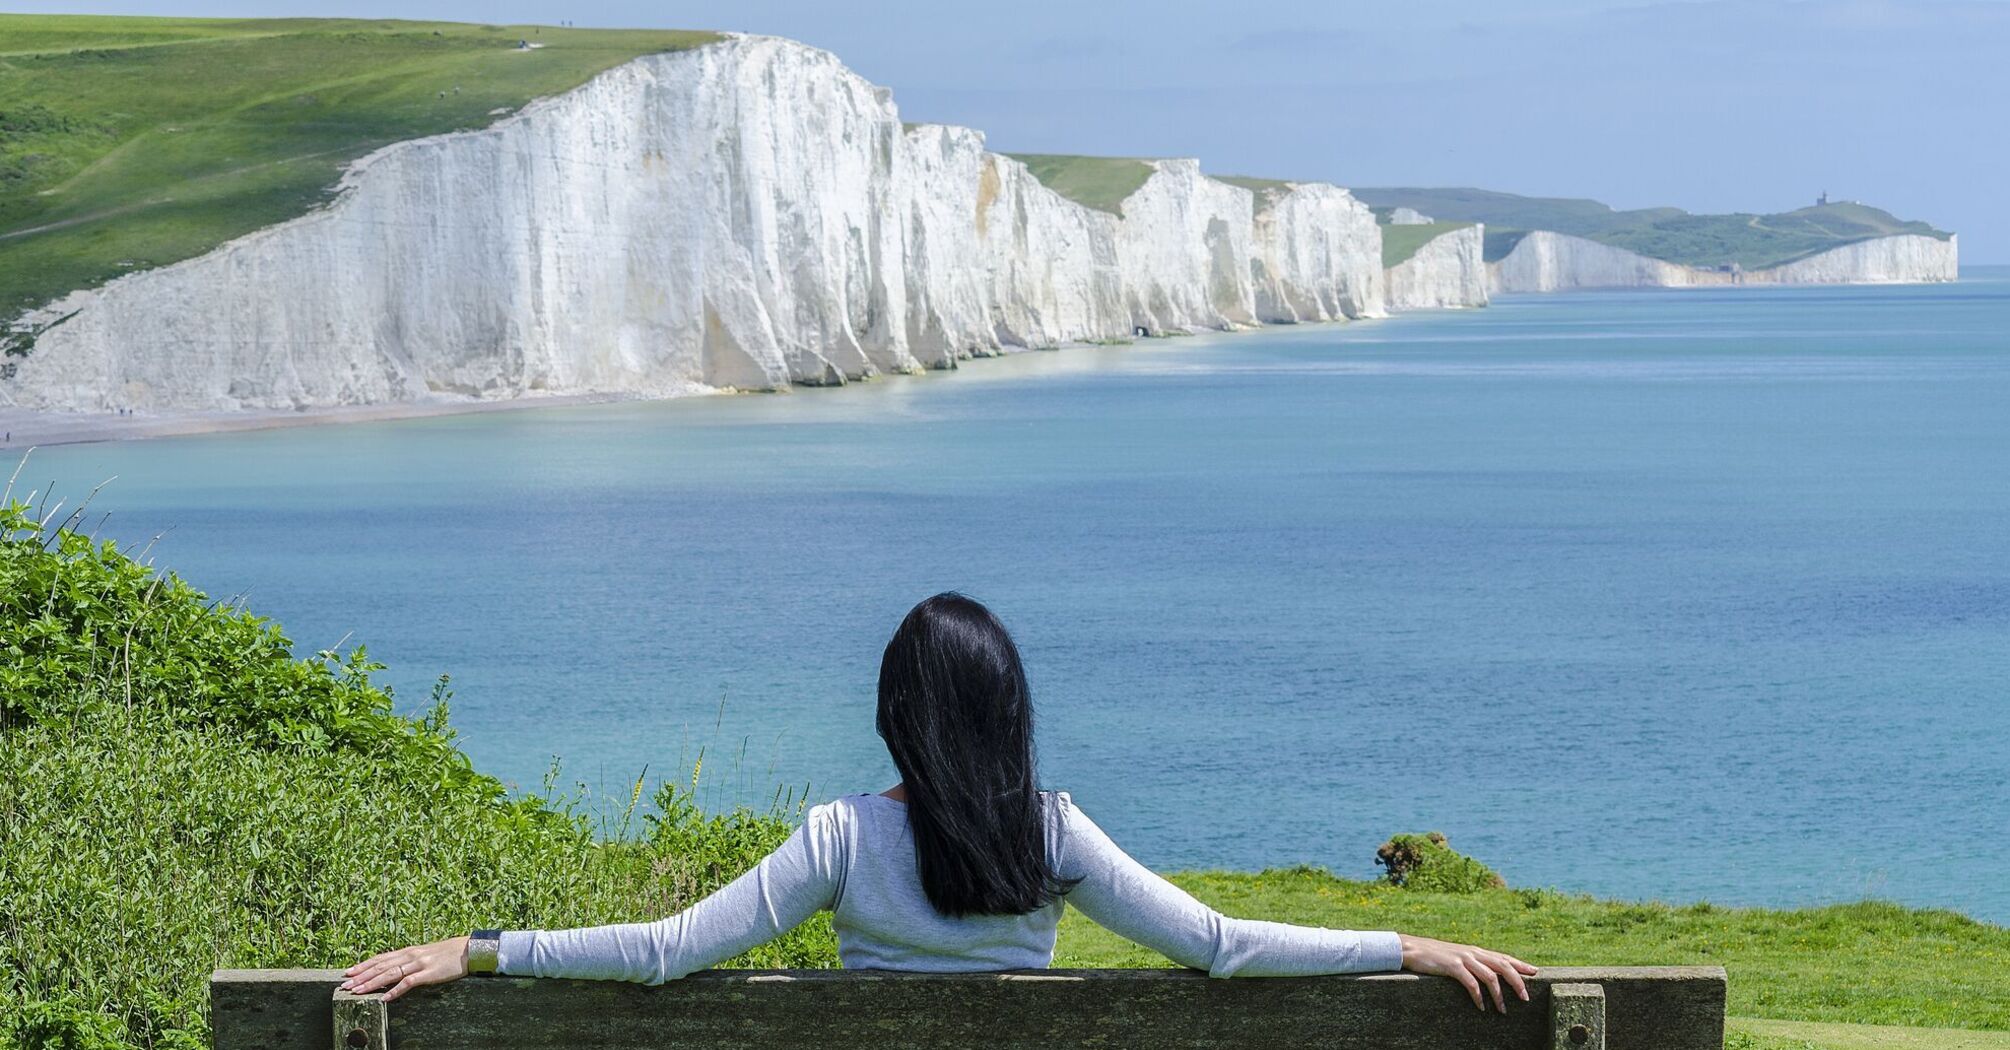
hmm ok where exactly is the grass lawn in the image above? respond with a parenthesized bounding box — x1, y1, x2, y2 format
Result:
(1052, 867, 2007, 1049)
(0, 15, 719, 316)
(1380, 220, 1475, 267)
(1005, 153, 1156, 216)
(1731, 1018, 2010, 1050)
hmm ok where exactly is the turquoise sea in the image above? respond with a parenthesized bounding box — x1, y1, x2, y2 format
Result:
(23, 270, 2010, 922)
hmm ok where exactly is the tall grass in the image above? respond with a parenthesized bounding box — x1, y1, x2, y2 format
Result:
(0, 487, 832, 1050)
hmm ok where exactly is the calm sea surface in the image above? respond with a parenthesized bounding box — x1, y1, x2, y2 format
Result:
(24, 271, 2010, 922)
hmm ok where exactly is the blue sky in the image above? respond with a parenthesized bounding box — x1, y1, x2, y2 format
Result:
(26, 0, 2009, 260)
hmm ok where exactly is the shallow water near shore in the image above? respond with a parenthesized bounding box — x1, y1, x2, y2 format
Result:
(22, 270, 2010, 923)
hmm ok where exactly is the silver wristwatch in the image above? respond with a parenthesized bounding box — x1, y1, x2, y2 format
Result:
(465, 929, 502, 974)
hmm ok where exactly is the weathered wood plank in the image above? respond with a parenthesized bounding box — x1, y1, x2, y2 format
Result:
(212, 969, 345, 1050)
(213, 966, 1726, 1050)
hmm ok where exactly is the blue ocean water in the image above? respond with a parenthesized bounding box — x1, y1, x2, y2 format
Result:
(21, 271, 2010, 922)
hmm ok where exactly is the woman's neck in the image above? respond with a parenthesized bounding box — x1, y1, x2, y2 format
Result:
(881, 783, 908, 802)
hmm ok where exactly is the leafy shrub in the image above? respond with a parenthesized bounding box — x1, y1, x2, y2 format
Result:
(0, 492, 482, 773)
(0, 104, 84, 139)
(0, 495, 835, 1050)
(1374, 832, 1506, 894)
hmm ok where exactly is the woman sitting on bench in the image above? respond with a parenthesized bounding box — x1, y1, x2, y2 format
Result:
(345, 593, 1538, 1013)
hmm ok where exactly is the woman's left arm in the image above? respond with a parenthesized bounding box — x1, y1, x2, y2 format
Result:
(1053, 795, 1537, 1011)
(343, 805, 845, 1000)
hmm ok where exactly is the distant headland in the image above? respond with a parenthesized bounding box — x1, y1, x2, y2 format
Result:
(1353, 187, 1955, 292)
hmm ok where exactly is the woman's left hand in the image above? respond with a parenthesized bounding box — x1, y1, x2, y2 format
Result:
(341, 936, 470, 1001)
(1397, 933, 1536, 1013)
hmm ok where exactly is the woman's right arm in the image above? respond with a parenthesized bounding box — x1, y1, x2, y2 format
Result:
(1054, 795, 1536, 1011)
(498, 804, 845, 983)
(343, 803, 845, 998)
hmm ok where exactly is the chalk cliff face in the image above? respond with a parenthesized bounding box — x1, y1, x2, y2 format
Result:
(1490, 230, 1959, 294)
(1385, 225, 1488, 311)
(1488, 231, 1704, 293)
(1751, 234, 1959, 284)
(1246, 182, 1386, 324)
(1, 36, 1386, 413)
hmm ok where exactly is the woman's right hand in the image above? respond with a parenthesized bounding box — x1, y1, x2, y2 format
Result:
(1398, 933, 1537, 1013)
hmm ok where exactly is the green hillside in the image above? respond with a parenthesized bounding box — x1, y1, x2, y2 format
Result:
(1351, 187, 1950, 270)
(0, 15, 718, 317)
(1005, 153, 1156, 216)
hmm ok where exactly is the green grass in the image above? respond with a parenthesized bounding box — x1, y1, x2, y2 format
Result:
(1729, 1019, 2010, 1050)
(1053, 867, 2009, 1035)
(1210, 174, 1294, 215)
(1379, 220, 1475, 268)
(0, 14, 339, 54)
(1352, 187, 1950, 269)
(0, 15, 720, 317)
(1005, 153, 1155, 216)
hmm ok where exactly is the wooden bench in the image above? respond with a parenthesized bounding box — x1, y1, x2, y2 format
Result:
(213, 966, 1726, 1049)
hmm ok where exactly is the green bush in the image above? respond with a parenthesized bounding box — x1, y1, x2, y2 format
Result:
(1374, 832, 1506, 894)
(1, 488, 481, 770)
(0, 496, 835, 1050)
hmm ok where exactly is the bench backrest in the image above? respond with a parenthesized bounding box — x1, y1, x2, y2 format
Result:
(212, 966, 1726, 1050)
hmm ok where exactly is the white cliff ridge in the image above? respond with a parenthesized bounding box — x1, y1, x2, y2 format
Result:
(1751, 234, 1959, 284)
(1, 36, 1388, 413)
(1385, 225, 1488, 311)
(1489, 230, 1958, 294)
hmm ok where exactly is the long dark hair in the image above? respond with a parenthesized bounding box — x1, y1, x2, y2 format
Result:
(876, 592, 1076, 917)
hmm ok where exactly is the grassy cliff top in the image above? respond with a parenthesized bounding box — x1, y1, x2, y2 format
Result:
(1380, 220, 1476, 268)
(0, 15, 719, 317)
(1209, 174, 1294, 215)
(1351, 187, 1951, 270)
(1210, 175, 1293, 193)
(1004, 153, 1156, 216)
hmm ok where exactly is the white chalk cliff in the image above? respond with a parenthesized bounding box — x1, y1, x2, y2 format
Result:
(1385, 225, 1488, 311)
(0, 35, 1389, 413)
(1748, 234, 1959, 285)
(1490, 230, 1958, 294)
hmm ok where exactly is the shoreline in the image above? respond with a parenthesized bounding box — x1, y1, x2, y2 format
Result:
(0, 389, 658, 451)
(0, 324, 1307, 450)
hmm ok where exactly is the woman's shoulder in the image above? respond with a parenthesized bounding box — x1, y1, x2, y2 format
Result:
(810, 790, 1080, 825)
(810, 791, 903, 826)
(1039, 789, 1092, 841)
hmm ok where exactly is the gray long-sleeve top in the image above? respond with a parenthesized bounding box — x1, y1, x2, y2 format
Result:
(498, 791, 1404, 981)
